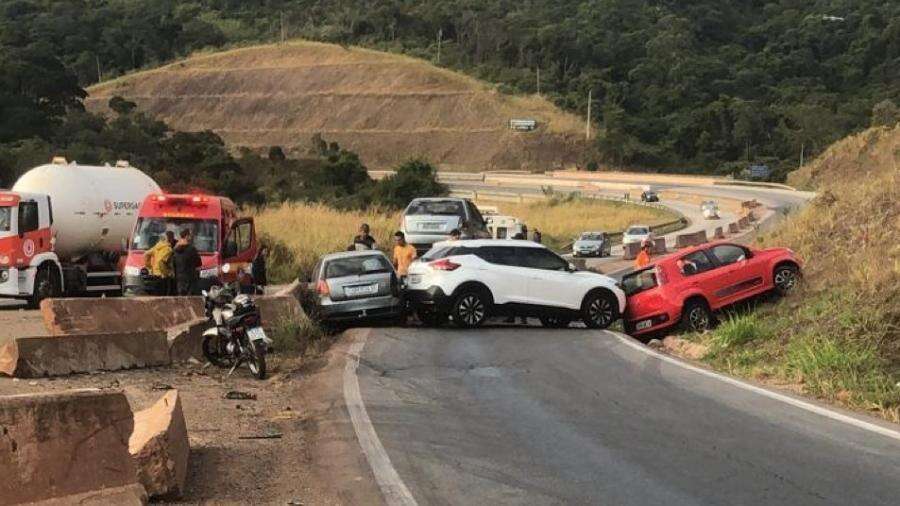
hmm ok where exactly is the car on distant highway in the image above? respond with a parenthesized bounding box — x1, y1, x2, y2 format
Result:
(640, 190, 660, 202)
(572, 231, 612, 257)
(406, 239, 626, 329)
(307, 250, 404, 325)
(401, 197, 490, 256)
(621, 241, 802, 337)
(622, 225, 652, 245)
(701, 200, 720, 219)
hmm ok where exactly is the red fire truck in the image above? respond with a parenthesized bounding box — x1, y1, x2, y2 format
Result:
(122, 193, 258, 295)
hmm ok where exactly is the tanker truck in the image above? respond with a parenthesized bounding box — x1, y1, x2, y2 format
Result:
(0, 157, 160, 306)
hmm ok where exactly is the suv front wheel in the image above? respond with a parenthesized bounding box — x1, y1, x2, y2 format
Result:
(451, 288, 490, 328)
(582, 290, 617, 329)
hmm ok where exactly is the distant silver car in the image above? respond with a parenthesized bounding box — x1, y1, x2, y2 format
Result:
(308, 251, 404, 324)
(573, 231, 612, 257)
(401, 197, 490, 256)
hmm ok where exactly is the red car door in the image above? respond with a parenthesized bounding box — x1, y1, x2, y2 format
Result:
(707, 244, 767, 305)
(676, 249, 730, 308)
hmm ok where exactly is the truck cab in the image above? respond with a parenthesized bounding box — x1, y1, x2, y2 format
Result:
(123, 193, 258, 295)
(0, 192, 57, 304)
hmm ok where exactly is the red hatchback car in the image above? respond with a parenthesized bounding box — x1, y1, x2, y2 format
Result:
(622, 241, 802, 337)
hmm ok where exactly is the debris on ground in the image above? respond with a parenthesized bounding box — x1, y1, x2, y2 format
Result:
(224, 390, 257, 400)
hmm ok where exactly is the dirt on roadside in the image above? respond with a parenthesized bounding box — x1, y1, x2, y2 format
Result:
(0, 342, 367, 505)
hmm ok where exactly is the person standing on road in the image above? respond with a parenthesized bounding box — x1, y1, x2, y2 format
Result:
(635, 240, 652, 268)
(533, 229, 542, 244)
(350, 223, 377, 251)
(392, 231, 417, 281)
(448, 228, 461, 241)
(252, 246, 269, 294)
(144, 233, 174, 295)
(173, 229, 202, 296)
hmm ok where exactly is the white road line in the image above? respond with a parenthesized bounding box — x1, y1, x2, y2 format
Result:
(343, 331, 418, 506)
(609, 331, 900, 442)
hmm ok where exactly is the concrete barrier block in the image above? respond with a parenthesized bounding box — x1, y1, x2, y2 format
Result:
(167, 319, 207, 363)
(129, 390, 189, 499)
(0, 331, 170, 378)
(0, 389, 145, 504)
(714, 227, 725, 239)
(41, 296, 205, 336)
(652, 238, 667, 255)
(738, 216, 750, 228)
(728, 222, 740, 234)
(257, 295, 302, 331)
(622, 242, 641, 260)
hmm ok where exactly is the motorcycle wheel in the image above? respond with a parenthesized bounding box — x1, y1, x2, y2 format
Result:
(202, 332, 233, 368)
(247, 341, 267, 380)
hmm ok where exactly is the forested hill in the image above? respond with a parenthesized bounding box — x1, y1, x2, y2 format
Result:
(2, 1, 898, 177)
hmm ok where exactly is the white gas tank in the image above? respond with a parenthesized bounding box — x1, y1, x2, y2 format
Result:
(12, 160, 160, 259)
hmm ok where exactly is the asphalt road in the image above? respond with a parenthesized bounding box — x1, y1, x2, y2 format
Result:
(351, 327, 900, 505)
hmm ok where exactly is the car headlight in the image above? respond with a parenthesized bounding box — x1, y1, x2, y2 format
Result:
(123, 265, 141, 277)
(199, 267, 220, 279)
(0, 269, 8, 282)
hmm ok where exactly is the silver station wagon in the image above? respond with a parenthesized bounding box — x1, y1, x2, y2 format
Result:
(308, 250, 404, 324)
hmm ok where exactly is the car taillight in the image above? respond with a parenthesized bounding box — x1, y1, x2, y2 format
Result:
(429, 259, 460, 271)
(317, 279, 330, 295)
(655, 265, 668, 285)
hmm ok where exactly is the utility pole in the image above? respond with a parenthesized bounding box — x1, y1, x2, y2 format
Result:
(585, 90, 592, 141)
(280, 11, 286, 44)
(799, 142, 805, 168)
(96, 55, 102, 83)
(436, 29, 443, 64)
(536, 67, 541, 96)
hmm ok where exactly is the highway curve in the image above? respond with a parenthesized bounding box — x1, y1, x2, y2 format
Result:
(346, 327, 900, 505)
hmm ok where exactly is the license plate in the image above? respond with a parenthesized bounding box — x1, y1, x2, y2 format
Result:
(635, 320, 653, 331)
(408, 274, 422, 285)
(420, 222, 443, 231)
(248, 326, 267, 342)
(345, 284, 379, 297)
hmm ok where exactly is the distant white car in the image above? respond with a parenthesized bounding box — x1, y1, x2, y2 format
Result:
(622, 225, 652, 245)
(701, 200, 720, 219)
(406, 239, 626, 329)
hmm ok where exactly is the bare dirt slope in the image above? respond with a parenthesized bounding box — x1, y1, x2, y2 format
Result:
(86, 40, 586, 171)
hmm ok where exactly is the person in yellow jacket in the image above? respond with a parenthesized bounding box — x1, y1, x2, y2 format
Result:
(144, 233, 174, 293)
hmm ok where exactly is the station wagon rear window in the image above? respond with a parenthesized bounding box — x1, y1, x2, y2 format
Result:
(325, 255, 392, 278)
(406, 200, 465, 218)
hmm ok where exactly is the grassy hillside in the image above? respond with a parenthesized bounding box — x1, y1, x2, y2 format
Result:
(86, 40, 585, 171)
(687, 125, 900, 421)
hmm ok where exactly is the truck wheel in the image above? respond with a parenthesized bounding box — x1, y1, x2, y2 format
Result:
(28, 266, 59, 309)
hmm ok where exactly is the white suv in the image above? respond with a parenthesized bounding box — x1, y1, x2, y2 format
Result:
(405, 239, 626, 328)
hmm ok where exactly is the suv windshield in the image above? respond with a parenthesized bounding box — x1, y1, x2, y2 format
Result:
(627, 227, 649, 235)
(325, 255, 392, 278)
(622, 267, 659, 296)
(0, 207, 11, 232)
(580, 233, 604, 241)
(406, 200, 465, 218)
(132, 218, 219, 253)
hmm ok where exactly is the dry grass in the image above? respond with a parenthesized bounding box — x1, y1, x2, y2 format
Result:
(253, 202, 401, 281)
(87, 39, 584, 170)
(478, 196, 676, 249)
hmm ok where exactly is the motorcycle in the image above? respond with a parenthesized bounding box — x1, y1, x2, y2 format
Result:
(201, 277, 271, 379)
